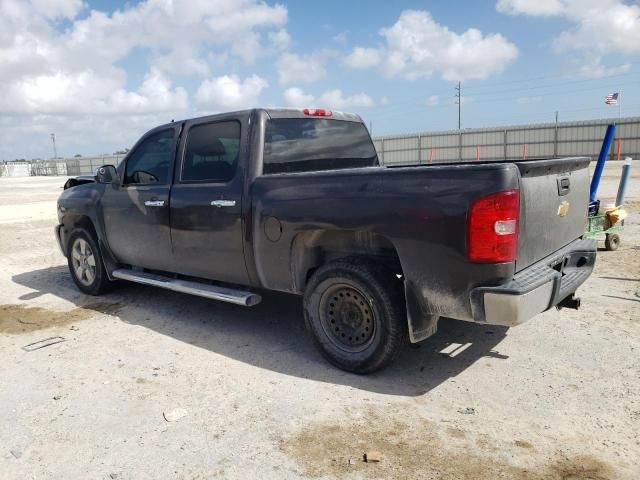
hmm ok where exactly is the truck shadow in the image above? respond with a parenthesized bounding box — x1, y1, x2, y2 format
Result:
(12, 266, 509, 397)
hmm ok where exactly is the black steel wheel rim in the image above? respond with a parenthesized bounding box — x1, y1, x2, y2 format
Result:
(319, 283, 376, 353)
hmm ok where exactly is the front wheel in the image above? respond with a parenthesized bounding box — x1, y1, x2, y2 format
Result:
(67, 228, 111, 295)
(303, 258, 407, 374)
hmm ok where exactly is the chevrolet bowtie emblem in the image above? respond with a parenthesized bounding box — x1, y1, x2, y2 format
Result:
(557, 200, 570, 217)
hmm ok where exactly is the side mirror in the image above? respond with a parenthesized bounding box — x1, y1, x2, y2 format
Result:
(96, 165, 119, 184)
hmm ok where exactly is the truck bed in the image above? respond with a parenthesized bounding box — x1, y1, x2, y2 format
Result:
(250, 156, 591, 336)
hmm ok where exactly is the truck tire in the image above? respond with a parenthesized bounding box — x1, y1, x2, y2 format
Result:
(303, 258, 407, 374)
(67, 228, 111, 295)
(605, 233, 620, 251)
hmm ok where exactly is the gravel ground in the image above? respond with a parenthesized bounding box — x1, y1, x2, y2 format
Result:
(0, 175, 638, 479)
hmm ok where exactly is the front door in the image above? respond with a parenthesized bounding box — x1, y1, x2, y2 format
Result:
(101, 126, 178, 272)
(169, 117, 250, 285)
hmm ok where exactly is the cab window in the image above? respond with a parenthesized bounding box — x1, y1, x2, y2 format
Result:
(124, 129, 174, 185)
(182, 121, 241, 183)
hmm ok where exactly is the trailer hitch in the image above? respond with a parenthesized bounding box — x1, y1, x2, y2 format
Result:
(557, 294, 581, 310)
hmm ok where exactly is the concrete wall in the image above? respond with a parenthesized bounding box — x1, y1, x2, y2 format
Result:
(0, 163, 31, 177)
(1, 155, 126, 178)
(372, 116, 640, 165)
(64, 155, 126, 175)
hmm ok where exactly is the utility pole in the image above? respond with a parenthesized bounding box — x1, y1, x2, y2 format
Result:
(50, 133, 57, 159)
(554, 111, 559, 158)
(454, 81, 461, 129)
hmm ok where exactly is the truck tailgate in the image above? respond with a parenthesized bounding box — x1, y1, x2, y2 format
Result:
(516, 157, 591, 271)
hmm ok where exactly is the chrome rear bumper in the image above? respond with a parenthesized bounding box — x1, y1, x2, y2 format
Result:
(471, 238, 596, 327)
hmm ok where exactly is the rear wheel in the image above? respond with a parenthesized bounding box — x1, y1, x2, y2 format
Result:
(67, 228, 111, 295)
(605, 233, 620, 251)
(303, 258, 407, 374)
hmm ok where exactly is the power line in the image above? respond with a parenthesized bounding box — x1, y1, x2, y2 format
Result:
(364, 70, 640, 115)
(464, 73, 640, 97)
(366, 79, 639, 122)
(366, 92, 640, 128)
(453, 80, 639, 106)
(463, 69, 640, 93)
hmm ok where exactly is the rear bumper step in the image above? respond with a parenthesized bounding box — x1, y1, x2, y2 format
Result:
(111, 269, 262, 307)
(470, 238, 596, 326)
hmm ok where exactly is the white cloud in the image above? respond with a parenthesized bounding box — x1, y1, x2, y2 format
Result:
(426, 95, 439, 107)
(496, 0, 563, 16)
(268, 28, 291, 50)
(283, 87, 315, 107)
(339, 10, 517, 81)
(380, 10, 518, 81)
(283, 87, 375, 110)
(0, 0, 288, 158)
(319, 90, 375, 109)
(333, 32, 348, 44)
(109, 68, 189, 114)
(344, 47, 382, 69)
(577, 61, 631, 79)
(0, 0, 286, 109)
(4, 68, 187, 116)
(29, 0, 84, 19)
(0, 113, 177, 160)
(153, 46, 212, 77)
(497, 0, 640, 57)
(195, 75, 268, 111)
(276, 53, 326, 85)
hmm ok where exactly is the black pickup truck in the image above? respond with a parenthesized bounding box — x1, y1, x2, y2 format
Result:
(55, 108, 596, 373)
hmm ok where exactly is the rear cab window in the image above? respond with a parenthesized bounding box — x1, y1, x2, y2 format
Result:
(263, 118, 378, 174)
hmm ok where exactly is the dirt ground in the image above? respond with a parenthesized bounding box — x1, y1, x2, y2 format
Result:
(0, 175, 638, 479)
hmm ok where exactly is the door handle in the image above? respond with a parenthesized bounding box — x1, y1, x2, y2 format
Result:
(144, 200, 165, 207)
(211, 200, 236, 208)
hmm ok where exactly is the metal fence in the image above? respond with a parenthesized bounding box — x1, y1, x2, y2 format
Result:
(372, 116, 640, 165)
(64, 155, 126, 175)
(1, 155, 125, 178)
(3, 116, 638, 178)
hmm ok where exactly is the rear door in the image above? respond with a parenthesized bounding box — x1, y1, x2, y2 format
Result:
(169, 115, 250, 285)
(516, 157, 591, 270)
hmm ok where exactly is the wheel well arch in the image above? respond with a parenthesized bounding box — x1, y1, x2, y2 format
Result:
(58, 213, 101, 257)
(290, 229, 403, 293)
(63, 214, 98, 240)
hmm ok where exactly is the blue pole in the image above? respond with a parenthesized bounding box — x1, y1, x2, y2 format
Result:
(615, 157, 633, 206)
(590, 123, 616, 202)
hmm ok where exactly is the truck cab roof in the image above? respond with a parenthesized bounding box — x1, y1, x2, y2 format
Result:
(153, 108, 364, 132)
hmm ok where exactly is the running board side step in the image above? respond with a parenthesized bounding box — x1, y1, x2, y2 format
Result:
(111, 269, 261, 307)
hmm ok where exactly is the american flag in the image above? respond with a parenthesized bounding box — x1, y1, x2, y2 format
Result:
(605, 92, 619, 105)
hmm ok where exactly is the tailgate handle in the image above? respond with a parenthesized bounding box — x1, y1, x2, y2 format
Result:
(557, 176, 570, 196)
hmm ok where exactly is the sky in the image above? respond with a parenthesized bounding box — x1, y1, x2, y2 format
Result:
(1, 0, 639, 160)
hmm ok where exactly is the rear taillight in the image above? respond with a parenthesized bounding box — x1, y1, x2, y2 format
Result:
(467, 189, 519, 263)
(303, 108, 332, 117)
